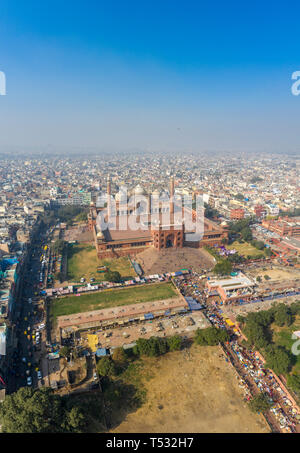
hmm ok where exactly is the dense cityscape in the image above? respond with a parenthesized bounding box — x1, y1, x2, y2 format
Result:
(0, 150, 299, 433)
(1, 0, 300, 440)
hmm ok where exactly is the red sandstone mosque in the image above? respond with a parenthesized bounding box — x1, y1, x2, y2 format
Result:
(88, 176, 228, 259)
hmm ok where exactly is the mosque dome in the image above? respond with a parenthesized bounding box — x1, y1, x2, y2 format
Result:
(152, 189, 160, 198)
(221, 221, 228, 227)
(115, 186, 127, 202)
(133, 184, 145, 195)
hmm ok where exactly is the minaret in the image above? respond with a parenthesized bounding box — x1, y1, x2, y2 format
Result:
(170, 175, 175, 223)
(107, 174, 111, 220)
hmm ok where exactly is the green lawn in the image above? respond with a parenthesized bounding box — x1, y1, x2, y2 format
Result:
(50, 282, 177, 320)
(67, 244, 136, 282)
(227, 241, 267, 258)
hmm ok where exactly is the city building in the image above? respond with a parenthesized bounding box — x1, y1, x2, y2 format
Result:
(230, 208, 245, 220)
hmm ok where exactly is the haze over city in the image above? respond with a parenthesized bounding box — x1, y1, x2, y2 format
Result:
(1, 1, 300, 154)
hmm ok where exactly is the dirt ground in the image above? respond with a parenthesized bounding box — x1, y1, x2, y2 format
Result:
(136, 247, 215, 275)
(248, 266, 300, 283)
(63, 225, 94, 243)
(111, 345, 270, 433)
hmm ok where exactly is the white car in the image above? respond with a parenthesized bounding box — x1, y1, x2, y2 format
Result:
(37, 370, 42, 380)
(27, 376, 32, 386)
(39, 323, 45, 329)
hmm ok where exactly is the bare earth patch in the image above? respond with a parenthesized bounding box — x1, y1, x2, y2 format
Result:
(111, 345, 270, 433)
(136, 247, 215, 275)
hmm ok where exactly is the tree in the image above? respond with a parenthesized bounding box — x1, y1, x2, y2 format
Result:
(167, 335, 183, 351)
(241, 227, 253, 242)
(61, 405, 86, 433)
(96, 357, 117, 377)
(248, 393, 272, 413)
(55, 271, 64, 283)
(235, 193, 244, 201)
(194, 327, 229, 346)
(213, 259, 232, 276)
(236, 314, 245, 325)
(265, 248, 272, 257)
(0, 387, 85, 433)
(52, 239, 66, 255)
(264, 275, 271, 280)
(273, 304, 293, 327)
(136, 337, 168, 357)
(287, 373, 300, 395)
(112, 347, 127, 365)
(243, 321, 269, 350)
(59, 346, 71, 358)
(264, 345, 292, 375)
(104, 270, 122, 283)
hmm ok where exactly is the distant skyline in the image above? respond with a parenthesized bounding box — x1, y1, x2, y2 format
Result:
(0, 1, 300, 153)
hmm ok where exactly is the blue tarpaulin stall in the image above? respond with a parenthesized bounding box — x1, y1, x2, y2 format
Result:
(144, 313, 154, 320)
(95, 348, 108, 357)
(185, 297, 203, 311)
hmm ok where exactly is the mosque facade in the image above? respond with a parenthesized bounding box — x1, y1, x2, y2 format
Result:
(88, 176, 228, 259)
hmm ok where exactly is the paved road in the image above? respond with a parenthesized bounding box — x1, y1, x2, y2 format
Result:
(6, 230, 48, 394)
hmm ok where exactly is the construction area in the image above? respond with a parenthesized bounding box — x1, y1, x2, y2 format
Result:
(110, 344, 270, 433)
(80, 311, 210, 350)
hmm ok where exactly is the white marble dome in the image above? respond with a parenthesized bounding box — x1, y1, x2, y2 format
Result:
(133, 184, 145, 195)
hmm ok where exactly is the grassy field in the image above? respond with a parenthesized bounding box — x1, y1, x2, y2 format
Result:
(67, 244, 136, 282)
(50, 282, 177, 320)
(110, 345, 269, 433)
(227, 241, 267, 258)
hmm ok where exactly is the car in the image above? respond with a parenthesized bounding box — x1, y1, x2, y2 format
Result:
(37, 370, 42, 380)
(93, 372, 98, 381)
(26, 376, 32, 386)
(22, 357, 27, 363)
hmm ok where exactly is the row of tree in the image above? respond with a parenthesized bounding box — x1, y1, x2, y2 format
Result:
(237, 301, 300, 376)
(0, 387, 86, 433)
(96, 335, 185, 378)
(194, 326, 230, 345)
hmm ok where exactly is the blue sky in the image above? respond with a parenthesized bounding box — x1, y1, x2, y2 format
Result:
(0, 0, 299, 153)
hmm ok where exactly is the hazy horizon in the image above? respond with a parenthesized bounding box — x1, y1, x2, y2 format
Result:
(0, 1, 300, 154)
